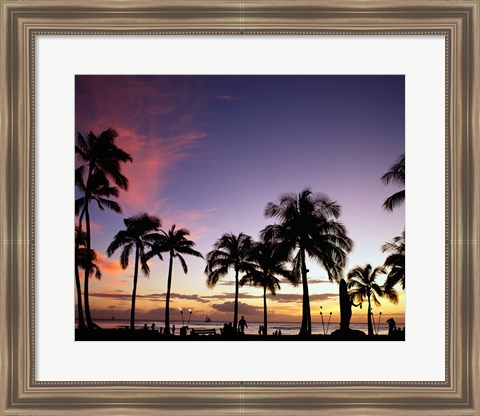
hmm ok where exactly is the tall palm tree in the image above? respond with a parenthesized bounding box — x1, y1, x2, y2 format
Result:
(264, 188, 353, 335)
(347, 264, 398, 336)
(75, 169, 121, 329)
(107, 213, 161, 331)
(75, 127, 132, 329)
(205, 233, 255, 331)
(381, 153, 405, 211)
(382, 230, 405, 290)
(145, 225, 203, 335)
(240, 238, 297, 336)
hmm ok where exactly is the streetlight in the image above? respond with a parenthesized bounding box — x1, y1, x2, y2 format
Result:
(326, 311, 332, 335)
(375, 311, 382, 335)
(320, 306, 325, 335)
(187, 309, 192, 326)
(179, 308, 184, 326)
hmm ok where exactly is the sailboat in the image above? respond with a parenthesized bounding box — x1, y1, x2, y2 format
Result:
(205, 315, 211, 322)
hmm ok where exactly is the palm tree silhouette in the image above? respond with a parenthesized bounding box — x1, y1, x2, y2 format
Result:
(205, 233, 255, 331)
(75, 231, 102, 330)
(264, 188, 352, 335)
(107, 213, 161, 331)
(347, 264, 398, 336)
(145, 225, 203, 335)
(381, 153, 405, 211)
(75, 169, 121, 329)
(240, 237, 297, 336)
(74, 226, 88, 329)
(75, 128, 132, 329)
(382, 230, 405, 290)
(76, 243, 102, 281)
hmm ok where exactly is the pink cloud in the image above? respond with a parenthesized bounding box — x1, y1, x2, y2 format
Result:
(158, 208, 219, 242)
(116, 130, 208, 214)
(96, 252, 130, 275)
(76, 77, 210, 216)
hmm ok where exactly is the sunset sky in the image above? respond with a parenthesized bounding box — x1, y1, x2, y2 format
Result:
(75, 75, 405, 326)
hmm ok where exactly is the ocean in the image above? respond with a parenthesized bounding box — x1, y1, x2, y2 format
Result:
(81, 319, 405, 336)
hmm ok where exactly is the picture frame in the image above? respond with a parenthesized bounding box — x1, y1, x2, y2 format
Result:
(1, 0, 478, 414)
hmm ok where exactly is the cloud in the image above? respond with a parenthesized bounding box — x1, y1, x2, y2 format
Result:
(203, 292, 262, 301)
(116, 128, 208, 214)
(95, 252, 129, 275)
(159, 207, 219, 243)
(309, 278, 333, 285)
(268, 293, 337, 304)
(217, 281, 236, 287)
(278, 276, 331, 285)
(89, 291, 209, 303)
(75, 75, 211, 217)
(211, 301, 261, 315)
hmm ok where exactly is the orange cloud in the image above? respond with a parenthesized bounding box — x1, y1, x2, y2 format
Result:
(95, 252, 130, 275)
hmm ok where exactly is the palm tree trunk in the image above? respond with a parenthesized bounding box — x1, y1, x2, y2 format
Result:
(75, 261, 85, 330)
(83, 205, 93, 328)
(263, 285, 268, 337)
(164, 251, 174, 335)
(299, 248, 311, 335)
(233, 269, 239, 332)
(367, 292, 373, 336)
(130, 245, 140, 331)
(75, 211, 86, 330)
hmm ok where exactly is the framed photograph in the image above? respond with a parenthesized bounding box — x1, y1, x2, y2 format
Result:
(1, 0, 479, 414)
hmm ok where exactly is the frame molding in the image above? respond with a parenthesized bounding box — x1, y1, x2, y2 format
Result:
(1, 1, 479, 414)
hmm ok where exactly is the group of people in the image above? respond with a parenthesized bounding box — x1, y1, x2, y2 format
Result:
(141, 323, 176, 335)
(221, 316, 249, 336)
(386, 318, 405, 338)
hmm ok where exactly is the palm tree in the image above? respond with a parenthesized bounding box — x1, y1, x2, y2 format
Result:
(347, 264, 398, 336)
(205, 233, 255, 331)
(75, 169, 121, 329)
(75, 234, 102, 330)
(75, 128, 132, 329)
(263, 188, 353, 335)
(382, 230, 405, 290)
(240, 237, 297, 336)
(381, 153, 405, 211)
(74, 226, 87, 329)
(107, 213, 161, 331)
(145, 225, 203, 335)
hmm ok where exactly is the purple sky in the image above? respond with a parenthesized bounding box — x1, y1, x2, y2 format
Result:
(75, 75, 405, 323)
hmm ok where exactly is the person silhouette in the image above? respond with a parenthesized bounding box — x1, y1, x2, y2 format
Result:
(151, 322, 156, 331)
(238, 316, 248, 334)
(172, 324, 176, 335)
(386, 318, 396, 336)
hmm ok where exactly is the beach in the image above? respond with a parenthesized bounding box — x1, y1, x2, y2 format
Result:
(75, 319, 405, 341)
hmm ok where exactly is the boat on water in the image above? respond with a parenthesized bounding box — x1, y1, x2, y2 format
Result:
(205, 315, 211, 322)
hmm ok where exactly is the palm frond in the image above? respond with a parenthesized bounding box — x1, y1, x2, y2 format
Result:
(120, 243, 133, 269)
(383, 190, 405, 211)
(381, 154, 405, 186)
(176, 254, 188, 274)
(95, 197, 122, 213)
